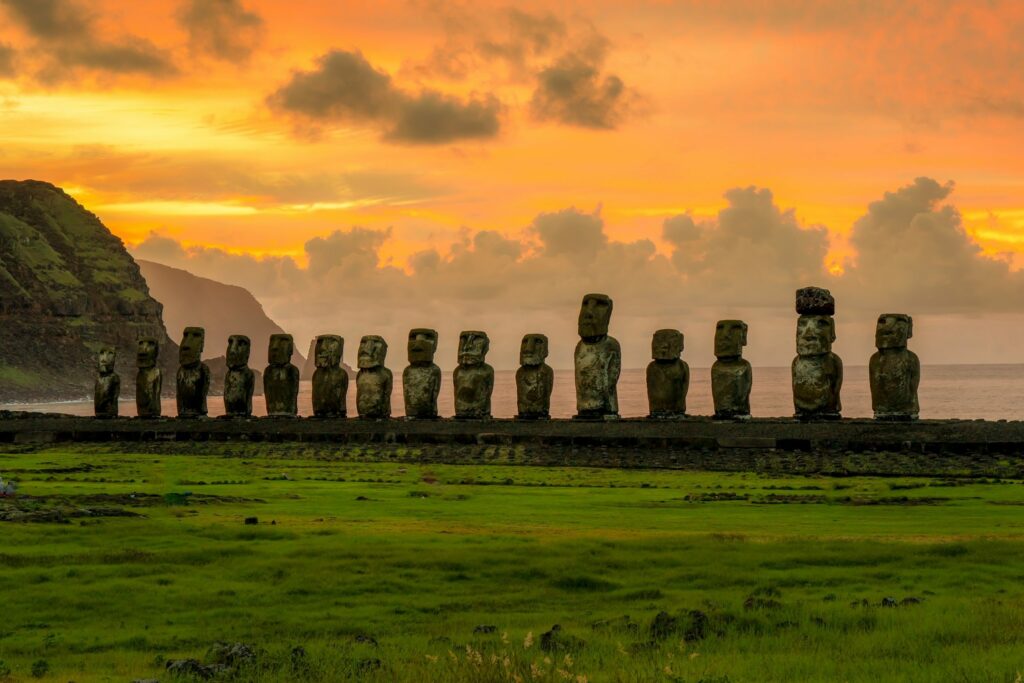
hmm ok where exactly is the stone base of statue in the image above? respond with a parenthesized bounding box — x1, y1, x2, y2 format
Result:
(713, 410, 751, 421)
(573, 411, 620, 421)
(516, 412, 550, 420)
(647, 411, 686, 420)
(873, 412, 916, 422)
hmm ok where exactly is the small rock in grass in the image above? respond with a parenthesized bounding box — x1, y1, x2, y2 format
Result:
(244, 517, 258, 525)
(473, 625, 497, 634)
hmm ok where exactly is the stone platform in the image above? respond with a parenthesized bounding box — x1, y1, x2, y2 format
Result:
(2, 411, 1024, 454)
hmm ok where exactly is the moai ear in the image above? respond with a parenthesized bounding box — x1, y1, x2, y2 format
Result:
(906, 316, 913, 339)
(740, 322, 748, 346)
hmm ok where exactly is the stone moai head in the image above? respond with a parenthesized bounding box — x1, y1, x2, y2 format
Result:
(226, 335, 251, 369)
(796, 315, 836, 356)
(179, 327, 205, 367)
(137, 338, 159, 369)
(268, 334, 294, 366)
(795, 286, 835, 315)
(458, 331, 489, 366)
(520, 334, 549, 366)
(876, 313, 912, 350)
(98, 347, 116, 375)
(578, 293, 613, 340)
(358, 335, 388, 369)
(651, 329, 684, 361)
(408, 328, 438, 364)
(314, 335, 343, 369)
(715, 320, 748, 359)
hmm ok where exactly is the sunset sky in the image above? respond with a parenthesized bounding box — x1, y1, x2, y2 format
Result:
(3, 0, 1024, 367)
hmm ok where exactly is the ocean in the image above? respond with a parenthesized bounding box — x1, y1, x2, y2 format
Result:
(4, 364, 1022, 420)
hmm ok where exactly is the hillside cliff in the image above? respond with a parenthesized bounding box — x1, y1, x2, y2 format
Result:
(0, 180, 176, 401)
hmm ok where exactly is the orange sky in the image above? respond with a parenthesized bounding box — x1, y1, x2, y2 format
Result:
(2, 0, 1023, 271)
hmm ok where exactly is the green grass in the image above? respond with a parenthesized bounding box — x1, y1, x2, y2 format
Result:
(1, 445, 1024, 682)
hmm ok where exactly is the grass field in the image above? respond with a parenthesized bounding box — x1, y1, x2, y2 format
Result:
(1, 444, 1024, 682)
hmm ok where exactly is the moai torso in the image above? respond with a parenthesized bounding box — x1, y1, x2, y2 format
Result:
(453, 331, 493, 418)
(517, 365, 554, 418)
(575, 337, 621, 416)
(264, 334, 299, 417)
(136, 368, 162, 418)
(403, 364, 441, 418)
(223, 334, 254, 418)
(869, 314, 919, 420)
(711, 359, 752, 418)
(792, 353, 843, 418)
(712, 320, 752, 419)
(311, 335, 347, 418)
(647, 360, 688, 417)
(136, 338, 162, 418)
(403, 328, 441, 419)
(224, 367, 255, 417)
(357, 367, 392, 418)
(94, 347, 119, 419)
(176, 365, 211, 417)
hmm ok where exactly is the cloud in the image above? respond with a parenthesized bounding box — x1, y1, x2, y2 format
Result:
(529, 35, 636, 129)
(0, 43, 15, 76)
(0, 0, 176, 80)
(177, 0, 264, 62)
(267, 49, 502, 144)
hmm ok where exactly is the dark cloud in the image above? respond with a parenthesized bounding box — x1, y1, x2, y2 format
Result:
(476, 8, 566, 67)
(0, 43, 15, 76)
(177, 0, 264, 62)
(532, 207, 607, 258)
(268, 49, 502, 144)
(0, 0, 176, 79)
(528, 33, 636, 129)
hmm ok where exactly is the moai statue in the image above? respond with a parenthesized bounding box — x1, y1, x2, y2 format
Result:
(453, 331, 494, 419)
(311, 334, 348, 418)
(870, 313, 920, 420)
(574, 293, 621, 419)
(356, 335, 392, 419)
(712, 320, 752, 419)
(647, 329, 688, 419)
(94, 346, 120, 418)
(264, 333, 299, 417)
(176, 326, 211, 418)
(403, 328, 441, 419)
(136, 337, 162, 418)
(223, 335, 255, 418)
(516, 334, 554, 419)
(792, 287, 842, 419)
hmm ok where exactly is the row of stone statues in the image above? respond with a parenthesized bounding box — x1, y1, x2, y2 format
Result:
(94, 287, 920, 421)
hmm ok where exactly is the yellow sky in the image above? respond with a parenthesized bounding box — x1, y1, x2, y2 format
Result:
(1, 0, 1023, 270)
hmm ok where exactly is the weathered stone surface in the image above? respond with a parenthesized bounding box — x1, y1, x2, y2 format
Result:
(356, 335, 392, 419)
(516, 333, 554, 419)
(403, 328, 441, 419)
(712, 320, 752, 419)
(223, 335, 254, 418)
(575, 293, 621, 419)
(795, 286, 835, 315)
(94, 347, 119, 418)
(176, 327, 211, 418)
(792, 314, 842, 419)
(136, 337, 162, 418)
(646, 329, 688, 418)
(311, 334, 348, 418)
(263, 334, 299, 417)
(454, 331, 494, 419)
(870, 313, 920, 420)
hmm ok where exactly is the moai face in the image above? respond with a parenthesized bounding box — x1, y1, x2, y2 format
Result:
(226, 335, 251, 369)
(875, 314, 912, 350)
(796, 315, 835, 356)
(137, 338, 159, 369)
(98, 347, 116, 375)
(314, 335, 343, 369)
(358, 335, 388, 369)
(458, 331, 489, 366)
(651, 329, 683, 361)
(268, 334, 294, 366)
(578, 293, 613, 339)
(520, 334, 549, 366)
(179, 327, 205, 366)
(407, 328, 438, 364)
(715, 320, 748, 359)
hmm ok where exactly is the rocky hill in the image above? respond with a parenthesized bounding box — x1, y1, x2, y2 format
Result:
(0, 180, 176, 402)
(137, 260, 305, 369)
